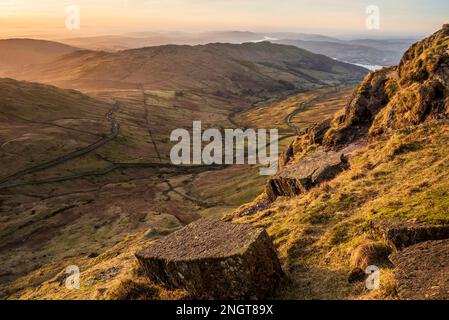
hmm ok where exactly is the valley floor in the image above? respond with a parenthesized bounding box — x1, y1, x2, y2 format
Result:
(0, 85, 354, 299)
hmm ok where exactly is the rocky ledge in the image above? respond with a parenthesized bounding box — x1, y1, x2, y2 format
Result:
(135, 219, 284, 299)
(266, 147, 348, 201)
(370, 219, 449, 250)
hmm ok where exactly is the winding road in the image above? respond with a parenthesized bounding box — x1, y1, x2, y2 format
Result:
(0, 102, 121, 188)
(284, 97, 319, 135)
(283, 88, 341, 135)
(0, 88, 339, 190)
(0, 98, 226, 191)
(227, 91, 331, 153)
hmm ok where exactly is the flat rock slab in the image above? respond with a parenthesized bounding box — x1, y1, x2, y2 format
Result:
(391, 239, 449, 300)
(370, 219, 449, 250)
(135, 219, 283, 299)
(266, 147, 348, 201)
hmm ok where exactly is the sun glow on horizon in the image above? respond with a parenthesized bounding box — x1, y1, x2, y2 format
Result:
(0, 0, 447, 38)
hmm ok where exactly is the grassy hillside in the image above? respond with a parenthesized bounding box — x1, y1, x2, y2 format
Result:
(234, 119, 449, 299)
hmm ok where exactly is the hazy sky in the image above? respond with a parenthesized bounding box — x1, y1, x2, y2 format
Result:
(0, 0, 447, 38)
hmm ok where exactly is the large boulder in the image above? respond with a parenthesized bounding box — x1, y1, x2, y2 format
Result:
(266, 147, 348, 201)
(391, 239, 449, 300)
(135, 219, 284, 299)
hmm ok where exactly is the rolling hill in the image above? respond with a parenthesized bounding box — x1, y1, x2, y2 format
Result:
(56, 30, 415, 69)
(3, 22, 446, 300)
(7, 42, 367, 95)
(0, 39, 78, 75)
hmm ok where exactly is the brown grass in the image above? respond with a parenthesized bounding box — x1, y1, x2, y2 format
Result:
(350, 241, 392, 270)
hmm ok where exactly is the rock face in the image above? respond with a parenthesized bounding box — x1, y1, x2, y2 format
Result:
(370, 219, 449, 250)
(323, 25, 449, 148)
(324, 67, 392, 147)
(135, 219, 284, 299)
(266, 147, 348, 201)
(391, 239, 449, 300)
(281, 119, 332, 168)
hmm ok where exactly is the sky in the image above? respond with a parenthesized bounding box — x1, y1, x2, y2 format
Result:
(0, 0, 447, 38)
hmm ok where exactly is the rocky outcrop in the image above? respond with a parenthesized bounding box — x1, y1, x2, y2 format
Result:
(370, 219, 449, 250)
(324, 67, 392, 147)
(266, 147, 348, 201)
(322, 25, 449, 148)
(391, 239, 449, 300)
(369, 26, 449, 135)
(233, 199, 272, 219)
(271, 26, 449, 204)
(281, 119, 332, 168)
(135, 219, 283, 299)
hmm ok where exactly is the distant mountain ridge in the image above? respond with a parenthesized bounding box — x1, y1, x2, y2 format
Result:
(7, 41, 368, 96)
(274, 38, 415, 67)
(1, 31, 414, 77)
(58, 31, 343, 51)
(56, 30, 417, 67)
